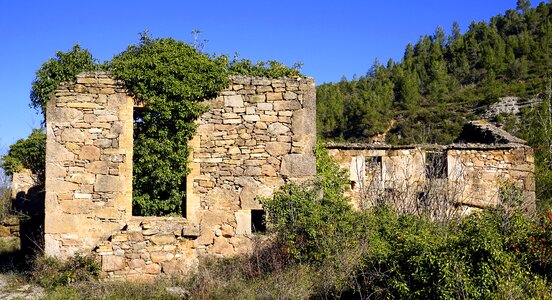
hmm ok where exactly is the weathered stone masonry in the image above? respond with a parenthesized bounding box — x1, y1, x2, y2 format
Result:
(186, 76, 317, 236)
(44, 72, 316, 279)
(327, 121, 536, 215)
(40, 71, 536, 280)
(44, 73, 134, 258)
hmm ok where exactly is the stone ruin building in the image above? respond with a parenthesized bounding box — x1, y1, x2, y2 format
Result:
(327, 120, 535, 218)
(41, 72, 316, 280)
(9, 71, 535, 280)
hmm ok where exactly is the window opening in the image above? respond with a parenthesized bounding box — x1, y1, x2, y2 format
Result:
(132, 107, 188, 217)
(425, 151, 447, 179)
(251, 209, 267, 233)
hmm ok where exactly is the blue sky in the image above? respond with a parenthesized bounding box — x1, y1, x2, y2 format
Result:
(0, 0, 523, 149)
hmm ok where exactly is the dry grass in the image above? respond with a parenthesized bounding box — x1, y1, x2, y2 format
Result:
(0, 237, 19, 255)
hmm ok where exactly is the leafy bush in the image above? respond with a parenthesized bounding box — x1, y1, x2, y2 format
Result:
(521, 210, 552, 278)
(1, 128, 46, 184)
(262, 142, 357, 263)
(110, 34, 229, 216)
(328, 206, 552, 299)
(30, 255, 99, 289)
(30, 45, 101, 116)
(263, 183, 356, 263)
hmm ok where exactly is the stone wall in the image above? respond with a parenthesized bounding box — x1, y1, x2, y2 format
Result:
(44, 72, 316, 279)
(187, 76, 316, 258)
(0, 217, 19, 239)
(44, 72, 134, 258)
(95, 217, 199, 281)
(11, 169, 35, 199)
(327, 143, 535, 214)
(448, 146, 535, 210)
(0, 216, 19, 254)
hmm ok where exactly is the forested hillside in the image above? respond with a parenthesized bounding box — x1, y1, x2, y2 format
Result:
(317, 0, 552, 145)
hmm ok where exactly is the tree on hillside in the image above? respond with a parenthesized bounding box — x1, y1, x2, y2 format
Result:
(317, 1, 552, 144)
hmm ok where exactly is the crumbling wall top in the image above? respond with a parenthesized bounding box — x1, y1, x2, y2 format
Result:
(455, 120, 526, 145)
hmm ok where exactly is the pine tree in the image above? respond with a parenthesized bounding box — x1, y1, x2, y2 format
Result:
(517, 0, 531, 14)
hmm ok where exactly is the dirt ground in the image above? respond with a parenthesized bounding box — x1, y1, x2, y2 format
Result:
(0, 274, 44, 300)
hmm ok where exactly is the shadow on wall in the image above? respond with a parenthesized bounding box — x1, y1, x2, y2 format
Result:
(13, 186, 45, 257)
(0, 185, 44, 272)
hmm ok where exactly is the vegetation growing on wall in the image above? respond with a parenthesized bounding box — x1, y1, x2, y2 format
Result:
(110, 35, 229, 215)
(30, 45, 100, 117)
(19, 33, 301, 216)
(227, 54, 302, 78)
(259, 142, 552, 298)
(262, 143, 355, 263)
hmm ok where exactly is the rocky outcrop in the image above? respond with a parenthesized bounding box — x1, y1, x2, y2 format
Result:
(484, 96, 542, 119)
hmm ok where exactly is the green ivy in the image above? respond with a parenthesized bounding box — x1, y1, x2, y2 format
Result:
(30, 45, 100, 116)
(110, 35, 229, 216)
(26, 33, 302, 216)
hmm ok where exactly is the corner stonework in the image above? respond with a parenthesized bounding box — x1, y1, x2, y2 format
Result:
(44, 72, 133, 258)
(185, 76, 317, 257)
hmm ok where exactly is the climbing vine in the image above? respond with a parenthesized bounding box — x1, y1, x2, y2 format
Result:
(24, 33, 302, 216)
(110, 35, 229, 215)
(30, 44, 101, 116)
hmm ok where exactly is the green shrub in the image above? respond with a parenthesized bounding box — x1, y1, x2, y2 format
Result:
(110, 34, 229, 216)
(1, 128, 46, 183)
(521, 210, 552, 279)
(341, 206, 552, 299)
(30, 45, 100, 116)
(262, 142, 357, 263)
(30, 255, 99, 288)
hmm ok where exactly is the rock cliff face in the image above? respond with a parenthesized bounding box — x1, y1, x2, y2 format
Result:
(484, 96, 542, 120)
(43, 72, 317, 280)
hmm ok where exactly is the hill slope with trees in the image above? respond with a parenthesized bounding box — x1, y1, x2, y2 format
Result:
(317, 0, 551, 145)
